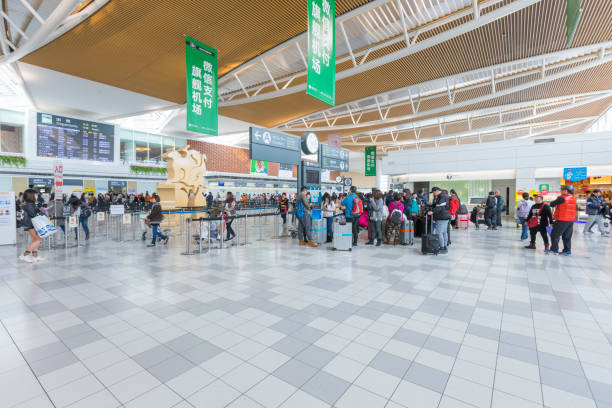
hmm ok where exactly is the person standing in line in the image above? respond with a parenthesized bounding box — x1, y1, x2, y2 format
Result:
(485, 191, 498, 230)
(427, 187, 451, 253)
(524, 194, 553, 251)
(549, 185, 577, 255)
(279, 193, 289, 226)
(495, 190, 505, 227)
(321, 193, 335, 243)
(583, 189, 609, 237)
(367, 190, 384, 246)
(341, 186, 360, 247)
(297, 186, 317, 247)
(516, 192, 534, 241)
(447, 189, 460, 245)
(20, 189, 44, 263)
(385, 192, 404, 245)
(206, 191, 214, 208)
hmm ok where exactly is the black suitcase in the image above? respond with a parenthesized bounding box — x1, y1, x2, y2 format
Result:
(421, 216, 440, 255)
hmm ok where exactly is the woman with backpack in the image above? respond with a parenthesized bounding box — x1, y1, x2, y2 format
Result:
(524, 194, 553, 251)
(224, 192, 237, 241)
(385, 193, 404, 245)
(20, 189, 44, 263)
(79, 198, 91, 240)
(516, 192, 533, 241)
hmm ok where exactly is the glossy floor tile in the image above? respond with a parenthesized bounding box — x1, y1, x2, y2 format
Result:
(1, 224, 611, 407)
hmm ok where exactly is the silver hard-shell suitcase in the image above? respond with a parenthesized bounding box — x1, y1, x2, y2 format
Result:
(311, 218, 327, 244)
(333, 219, 352, 251)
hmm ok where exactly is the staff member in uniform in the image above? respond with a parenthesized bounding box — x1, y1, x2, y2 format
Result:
(548, 185, 577, 256)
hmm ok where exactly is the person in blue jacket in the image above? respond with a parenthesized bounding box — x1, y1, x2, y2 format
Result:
(340, 186, 360, 247)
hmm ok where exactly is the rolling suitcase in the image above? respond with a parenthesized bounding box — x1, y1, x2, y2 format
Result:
(455, 214, 469, 229)
(311, 218, 327, 244)
(421, 216, 440, 255)
(333, 219, 352, 251)
(399, 219, 414, 245)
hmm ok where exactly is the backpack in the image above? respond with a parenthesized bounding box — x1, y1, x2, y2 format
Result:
(390, 208, 403, 224)
(516, 200, 531, 218)
(351, 196, 363, 217)
(458, 204, 468, 215)
(295, 200, 305, 219)
(80, 205, 91, 219)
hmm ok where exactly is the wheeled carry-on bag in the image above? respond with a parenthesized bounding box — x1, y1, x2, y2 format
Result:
(421, 215, 440, 255)
(311, 218, 327, 244)
(333, 218, 353, 251)
(455, 214, 469, 229)
(399, 219, 414, 245)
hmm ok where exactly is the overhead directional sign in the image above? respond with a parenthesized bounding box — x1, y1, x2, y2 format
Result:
(319, 144, 349, 172)
(249, 126, 301, 165)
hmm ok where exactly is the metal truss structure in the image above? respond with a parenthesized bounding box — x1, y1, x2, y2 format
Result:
(217, 0, 540, 106)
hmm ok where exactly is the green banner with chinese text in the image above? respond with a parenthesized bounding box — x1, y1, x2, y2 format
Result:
(307, 0, 335, 106)
(365, 146, 376, 176)
(185, 36, 218, 135)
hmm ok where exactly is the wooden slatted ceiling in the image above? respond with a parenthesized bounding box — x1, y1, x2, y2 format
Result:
(219, 0, 612, 127)
(20, 0, 369, 104)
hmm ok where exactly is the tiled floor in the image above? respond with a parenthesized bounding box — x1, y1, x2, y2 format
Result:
(1, 224, 612, 408)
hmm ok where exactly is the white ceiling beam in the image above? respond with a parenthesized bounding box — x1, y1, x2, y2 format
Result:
(339, 21, 357, 68)
(0, 10, 30, 40)
(261, 59, 279, 91)
(18, 0, 45, 24)
(395, 0, 410, 48)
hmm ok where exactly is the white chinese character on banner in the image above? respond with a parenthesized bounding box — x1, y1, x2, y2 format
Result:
(312, 56, 321, 74)
(312, 1, 321, 19)
(191, 65, 202, 78)
(322, 52, 330, 67)
(192, 78, 202, 91)
(192, 103, 202, 115)
(203, 73, 213, 86)
(192, 90, 201, 103)
(322, 0, 331, 15)
(203, 97, 212, 109)
(312, 39, 320, 57)
(202, 61, 213, 73)
(203, 85, 213, 98)
(312, 21, 320, 38)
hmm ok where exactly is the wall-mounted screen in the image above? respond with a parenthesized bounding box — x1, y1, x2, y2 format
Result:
(305, 169, 320, 184)
(37, 113, 114, 162)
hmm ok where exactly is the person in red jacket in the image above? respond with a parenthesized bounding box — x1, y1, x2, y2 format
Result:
(548, 185, 577, 255)
(447, 189, 460, 245)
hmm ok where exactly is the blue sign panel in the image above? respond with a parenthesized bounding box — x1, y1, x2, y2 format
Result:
(563, 167, 587, 181)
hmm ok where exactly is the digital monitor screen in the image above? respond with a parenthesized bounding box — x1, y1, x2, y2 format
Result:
(37, 113, 114, 162)
(305, 169, 320, 185)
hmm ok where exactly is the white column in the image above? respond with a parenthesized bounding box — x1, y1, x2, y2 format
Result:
(516, 167, 536, 192)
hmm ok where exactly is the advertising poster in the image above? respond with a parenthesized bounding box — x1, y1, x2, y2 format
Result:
(54, 160, 63, 194)
(250, 160, 268, 175)
(110, 205, 125, 215)
(563, 167, 587, 181)
(185, 36, 218, 135)
(307, 0, 335, 105)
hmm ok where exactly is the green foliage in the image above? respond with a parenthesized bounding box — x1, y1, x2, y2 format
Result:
(0, 155, 26, 167)
(129, 165, 167, 176)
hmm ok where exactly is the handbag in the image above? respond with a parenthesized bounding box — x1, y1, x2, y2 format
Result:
(32, 215, 58, 238)
(526, 206, 543, 229)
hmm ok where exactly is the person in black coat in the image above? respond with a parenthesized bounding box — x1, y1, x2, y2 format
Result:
(524, 194, 553, 251)
(484, 191, 497, 230)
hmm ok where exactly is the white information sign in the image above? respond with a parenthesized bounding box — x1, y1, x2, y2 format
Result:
(122, 214, 131, 225)
(68, 216, 78, 229)
(54, 160, 64, 194)
(97, 212, 105, 221)
(0, 192, 16, 245)
(110, 205, 124, 215)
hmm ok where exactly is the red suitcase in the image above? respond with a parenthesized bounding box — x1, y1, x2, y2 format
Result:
(456, 214, 469, 229)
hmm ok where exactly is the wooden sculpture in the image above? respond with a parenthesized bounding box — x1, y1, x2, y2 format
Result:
(156, 145, 207, 208)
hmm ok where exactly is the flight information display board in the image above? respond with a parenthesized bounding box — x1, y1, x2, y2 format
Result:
(37, 113, 114, 162)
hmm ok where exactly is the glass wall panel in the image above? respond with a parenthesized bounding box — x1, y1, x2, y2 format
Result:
(132, 131, 149, 162)
(162, 136, 175, 155)
(149, 134, 162, 163)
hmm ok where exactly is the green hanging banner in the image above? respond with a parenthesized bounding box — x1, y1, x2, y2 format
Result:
(307, 0, 335, 106)
(185, 36, 218, 135)
(365, 146, 376, 176)
(565, 0, 582, 47)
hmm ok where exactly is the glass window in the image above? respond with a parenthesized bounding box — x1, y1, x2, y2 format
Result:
(149, 134, 162, 163)
(0, 124, 23, 153)
(120, 138, 134, 162)
(133, 131, 149, 162)
(163, 136, 175, 156)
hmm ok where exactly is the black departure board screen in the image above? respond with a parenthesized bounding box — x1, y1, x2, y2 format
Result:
(37, 113, 114, 162)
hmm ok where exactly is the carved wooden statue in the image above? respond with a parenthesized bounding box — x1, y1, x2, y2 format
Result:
(156, 145, 207, 208)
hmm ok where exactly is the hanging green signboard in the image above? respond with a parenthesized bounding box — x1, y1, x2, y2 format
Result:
(365, 146, 376, 176)
(565, 0, 582, 47)
(185, 36, 218, 135)
(307, 0, 335, 106)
